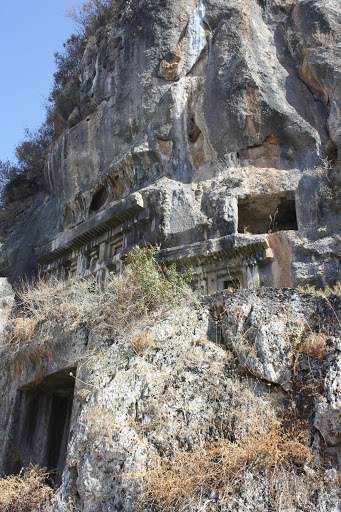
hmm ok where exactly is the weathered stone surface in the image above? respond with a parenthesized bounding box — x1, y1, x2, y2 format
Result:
(1, 0, 339, 291)
(0, 322, 88, 477)
(292, 0, 341, 150)
(1, 290, 340, 510)
(209, 288, 341, 389)
(1, 2, 341, 508)
(315, 354, 341, 446)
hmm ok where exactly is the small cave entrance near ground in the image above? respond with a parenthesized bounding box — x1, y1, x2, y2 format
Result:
(238, 192, 298, 234)
(4, 367, 76, 485)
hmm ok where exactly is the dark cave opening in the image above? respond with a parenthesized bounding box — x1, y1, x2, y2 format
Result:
(238, 192, 298, 234)
(223, 277, 241, 291)
(4, 367, 76, 485)
(187, 116, 201, 143)
(90, 185, 108, 212)
(45, 393, 73, 479)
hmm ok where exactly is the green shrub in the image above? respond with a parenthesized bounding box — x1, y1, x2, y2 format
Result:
(52, 34, 85, 94)
(125, 246, 194, 311)
(0, 2, 127, 238)
(48, 35, 85, 137)
(54, 84, 80, 122)
(0, 125, 51, 241)
(1, 1, 130, 238)
(6, 247, 194, 349)
(46, 2, 127, 138)
(66, 0, 126, 38)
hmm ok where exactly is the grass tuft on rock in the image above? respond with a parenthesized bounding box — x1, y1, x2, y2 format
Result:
(4, 246, 195, 352)
(0, 464, 53, 512)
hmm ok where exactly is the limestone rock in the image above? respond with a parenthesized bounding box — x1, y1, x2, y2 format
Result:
(315, 354, 341, 446)
(1, 1, 341, 508)
(0, 290, 340, 510)
(212, 289, 302, 389)
(1, 0, 339, 291)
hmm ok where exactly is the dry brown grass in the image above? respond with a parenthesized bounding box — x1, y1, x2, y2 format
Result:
(131, 331, 155, 355)
(8, 317, 36, 345)
(298, 281, 341, 297)
(134, 420, 312, 511)
(0, 465, 53, 512)
(3, 247, 195, 352)
(4, 275, 81, 352)
(313, 28, 340, 46)
(297, 332, 328, 359)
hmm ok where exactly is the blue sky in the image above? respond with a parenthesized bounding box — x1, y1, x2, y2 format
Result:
(0, 0, 85, 162)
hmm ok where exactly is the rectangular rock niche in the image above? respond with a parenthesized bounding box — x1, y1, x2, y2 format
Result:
(238, 192, 298, 234)
(4, 367, 76, 485)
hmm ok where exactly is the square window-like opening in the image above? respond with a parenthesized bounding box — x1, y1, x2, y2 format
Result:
(217, 272, 243, 292)
(4, 367, 76, 485)
(238, 192, 298, 234)
(223, 278, 240, 290)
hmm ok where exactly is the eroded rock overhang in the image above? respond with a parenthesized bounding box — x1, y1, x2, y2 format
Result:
(3, 367, 76, 484)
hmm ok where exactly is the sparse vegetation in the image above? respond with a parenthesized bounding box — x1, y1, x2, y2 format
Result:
(298, 281, 341, 296)
(0, 1, 129, 240)
(1, 3, 340, 510)
(50, 1, 127, 135)
(305, 158, 341, 213)
(296, 331, 328, 359)
(313, 28, 340, 46)
(296, 283, 341, 341)
(134, 411, 313, 511)
(66, 0, 126, 38)
(131, 331, 155, 355)
(0, 464, 53, 512)
(49, 0, 127, 136)
(0, 124, 52, 242)
(2, 260, 340, 511)
(5, 246, 194, 352)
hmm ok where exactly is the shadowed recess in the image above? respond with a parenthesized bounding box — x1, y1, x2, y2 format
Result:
(4, 366, 76, 485)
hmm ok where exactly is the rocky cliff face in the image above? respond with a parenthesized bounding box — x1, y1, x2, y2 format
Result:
(2, 0, 340, 290)
(0, 288, 340, 510)
(1, 3, 341, 509)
